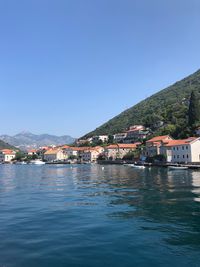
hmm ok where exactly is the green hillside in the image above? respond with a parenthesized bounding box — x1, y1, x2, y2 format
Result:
(0, 140, 17, 150)
(84, 69, 200, 139)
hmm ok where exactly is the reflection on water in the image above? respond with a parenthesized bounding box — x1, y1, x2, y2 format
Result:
(192, 171, 200, 202)
(0, 164, 200, 267)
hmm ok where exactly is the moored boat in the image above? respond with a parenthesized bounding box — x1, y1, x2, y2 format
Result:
(131, 165, 145, 169)
(30, 160, 45, 165)
(15, 161, 27, 165)
(168, 166, 188, 170)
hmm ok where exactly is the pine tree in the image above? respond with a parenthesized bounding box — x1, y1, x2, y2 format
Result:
(188, 91, 200, 127)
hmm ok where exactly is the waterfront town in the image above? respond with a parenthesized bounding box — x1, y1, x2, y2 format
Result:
(1, 124, 200, 165)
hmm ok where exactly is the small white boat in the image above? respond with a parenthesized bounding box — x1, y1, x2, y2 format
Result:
(131, 165, 145, 169)
(123, 164, 135, 167)
(30, 160, 45, 165)
(16, 161, 27, 165)
(168, 166, 188, 170)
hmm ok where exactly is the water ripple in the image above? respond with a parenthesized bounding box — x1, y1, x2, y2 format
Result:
(0, 165, 200, 267)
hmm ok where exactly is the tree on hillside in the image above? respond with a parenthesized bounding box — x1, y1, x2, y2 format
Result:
(188, 91, 200, 127)
(108, 135, 114, 144)
(14, 151, 26, 161)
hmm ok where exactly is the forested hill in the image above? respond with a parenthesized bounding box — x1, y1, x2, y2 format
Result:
(84, 69, 200, 139)
(0, 140, 17, 150)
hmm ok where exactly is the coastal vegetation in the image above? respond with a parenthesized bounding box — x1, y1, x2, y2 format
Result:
(84, 69, 200, 139)
(0, 139, 17, 150)
(14, 151, 39, 162)
(188, 90, 200, 128)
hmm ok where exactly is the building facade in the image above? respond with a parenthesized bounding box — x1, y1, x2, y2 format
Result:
(161, 137, 200, 163)
(80, 147, 104, 162)
(44, 149, 66, 162)
(145, 135, 173, 157)
(104, 144, 137, 160)
(113, 133, 127, 143)
(92, 135, 109, 143)
(0, 149, 16, 163)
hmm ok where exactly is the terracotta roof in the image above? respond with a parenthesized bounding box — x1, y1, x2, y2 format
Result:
(69, 146, 103, 151)
(134, 142, 142, 146)
(146, 135, 171, 143)
(0, 149, 16, 155)
(61, 145, 70, 149)
(106, 144, 137, 149)
(28, 149, 37, 153)
(80, 146, 103, 152)
(38, 146, 49, 150)
(44, 149, 61, 155)
(65, 147, 89, 151)
(1, 149, 15, 152)
(164, 137, 198, 147)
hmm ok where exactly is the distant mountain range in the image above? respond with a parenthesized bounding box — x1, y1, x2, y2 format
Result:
(84, 69, 200, 139)
(0, 132, 76, 151)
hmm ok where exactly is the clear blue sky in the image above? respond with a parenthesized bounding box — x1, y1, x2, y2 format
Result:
(0, 0, 200, 138)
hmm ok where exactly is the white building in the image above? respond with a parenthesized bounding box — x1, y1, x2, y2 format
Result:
(28, 149, 37, 156)
(64, 147, 86, 159)
(124, 125, 149, 143)
(43, 149, 66, 162)
(129, 125, 145, 131)
(0, 149, 16, 163)
(113, 133, 127, 143)
(161, 137, 200, 163)
(80, 146, 104, 162)
(75, 138, 93, 145)
(92, 135, 109, 143)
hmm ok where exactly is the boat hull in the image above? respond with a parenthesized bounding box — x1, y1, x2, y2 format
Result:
(168, 166, 188, 170)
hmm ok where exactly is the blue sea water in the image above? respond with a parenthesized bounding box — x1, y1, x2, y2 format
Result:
(0, 164, 200, 267)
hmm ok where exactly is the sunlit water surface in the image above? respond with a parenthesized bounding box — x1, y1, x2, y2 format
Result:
(0, 164, 200, 267)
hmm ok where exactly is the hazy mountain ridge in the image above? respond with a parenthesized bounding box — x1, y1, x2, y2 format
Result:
(0, 132, 75, 150)
(0, 139, 18, 150)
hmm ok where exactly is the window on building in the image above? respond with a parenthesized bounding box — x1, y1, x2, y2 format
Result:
(183, 155, 185, 158)
(177, 147, 179, 150)
(177, 155, 179, 158)
(186, 146, 188, 149)
(187, 154, 189, 158)
(182, 146, 184, 150)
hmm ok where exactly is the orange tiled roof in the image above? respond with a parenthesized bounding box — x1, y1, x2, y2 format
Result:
(0, 149, 16, 155)
(106, 144, 137, 149)
(28, 149, 37, 153)
(40, 147, 48, 150)
(146, 135, 171, 143)
(80, 146, 103, 152)
(164, 137, 198, 147)
(44, 149, 61, 155)
(66, 147, 88, 151)
(61, 145, 70, 149)
(66, 146, 103, 152)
